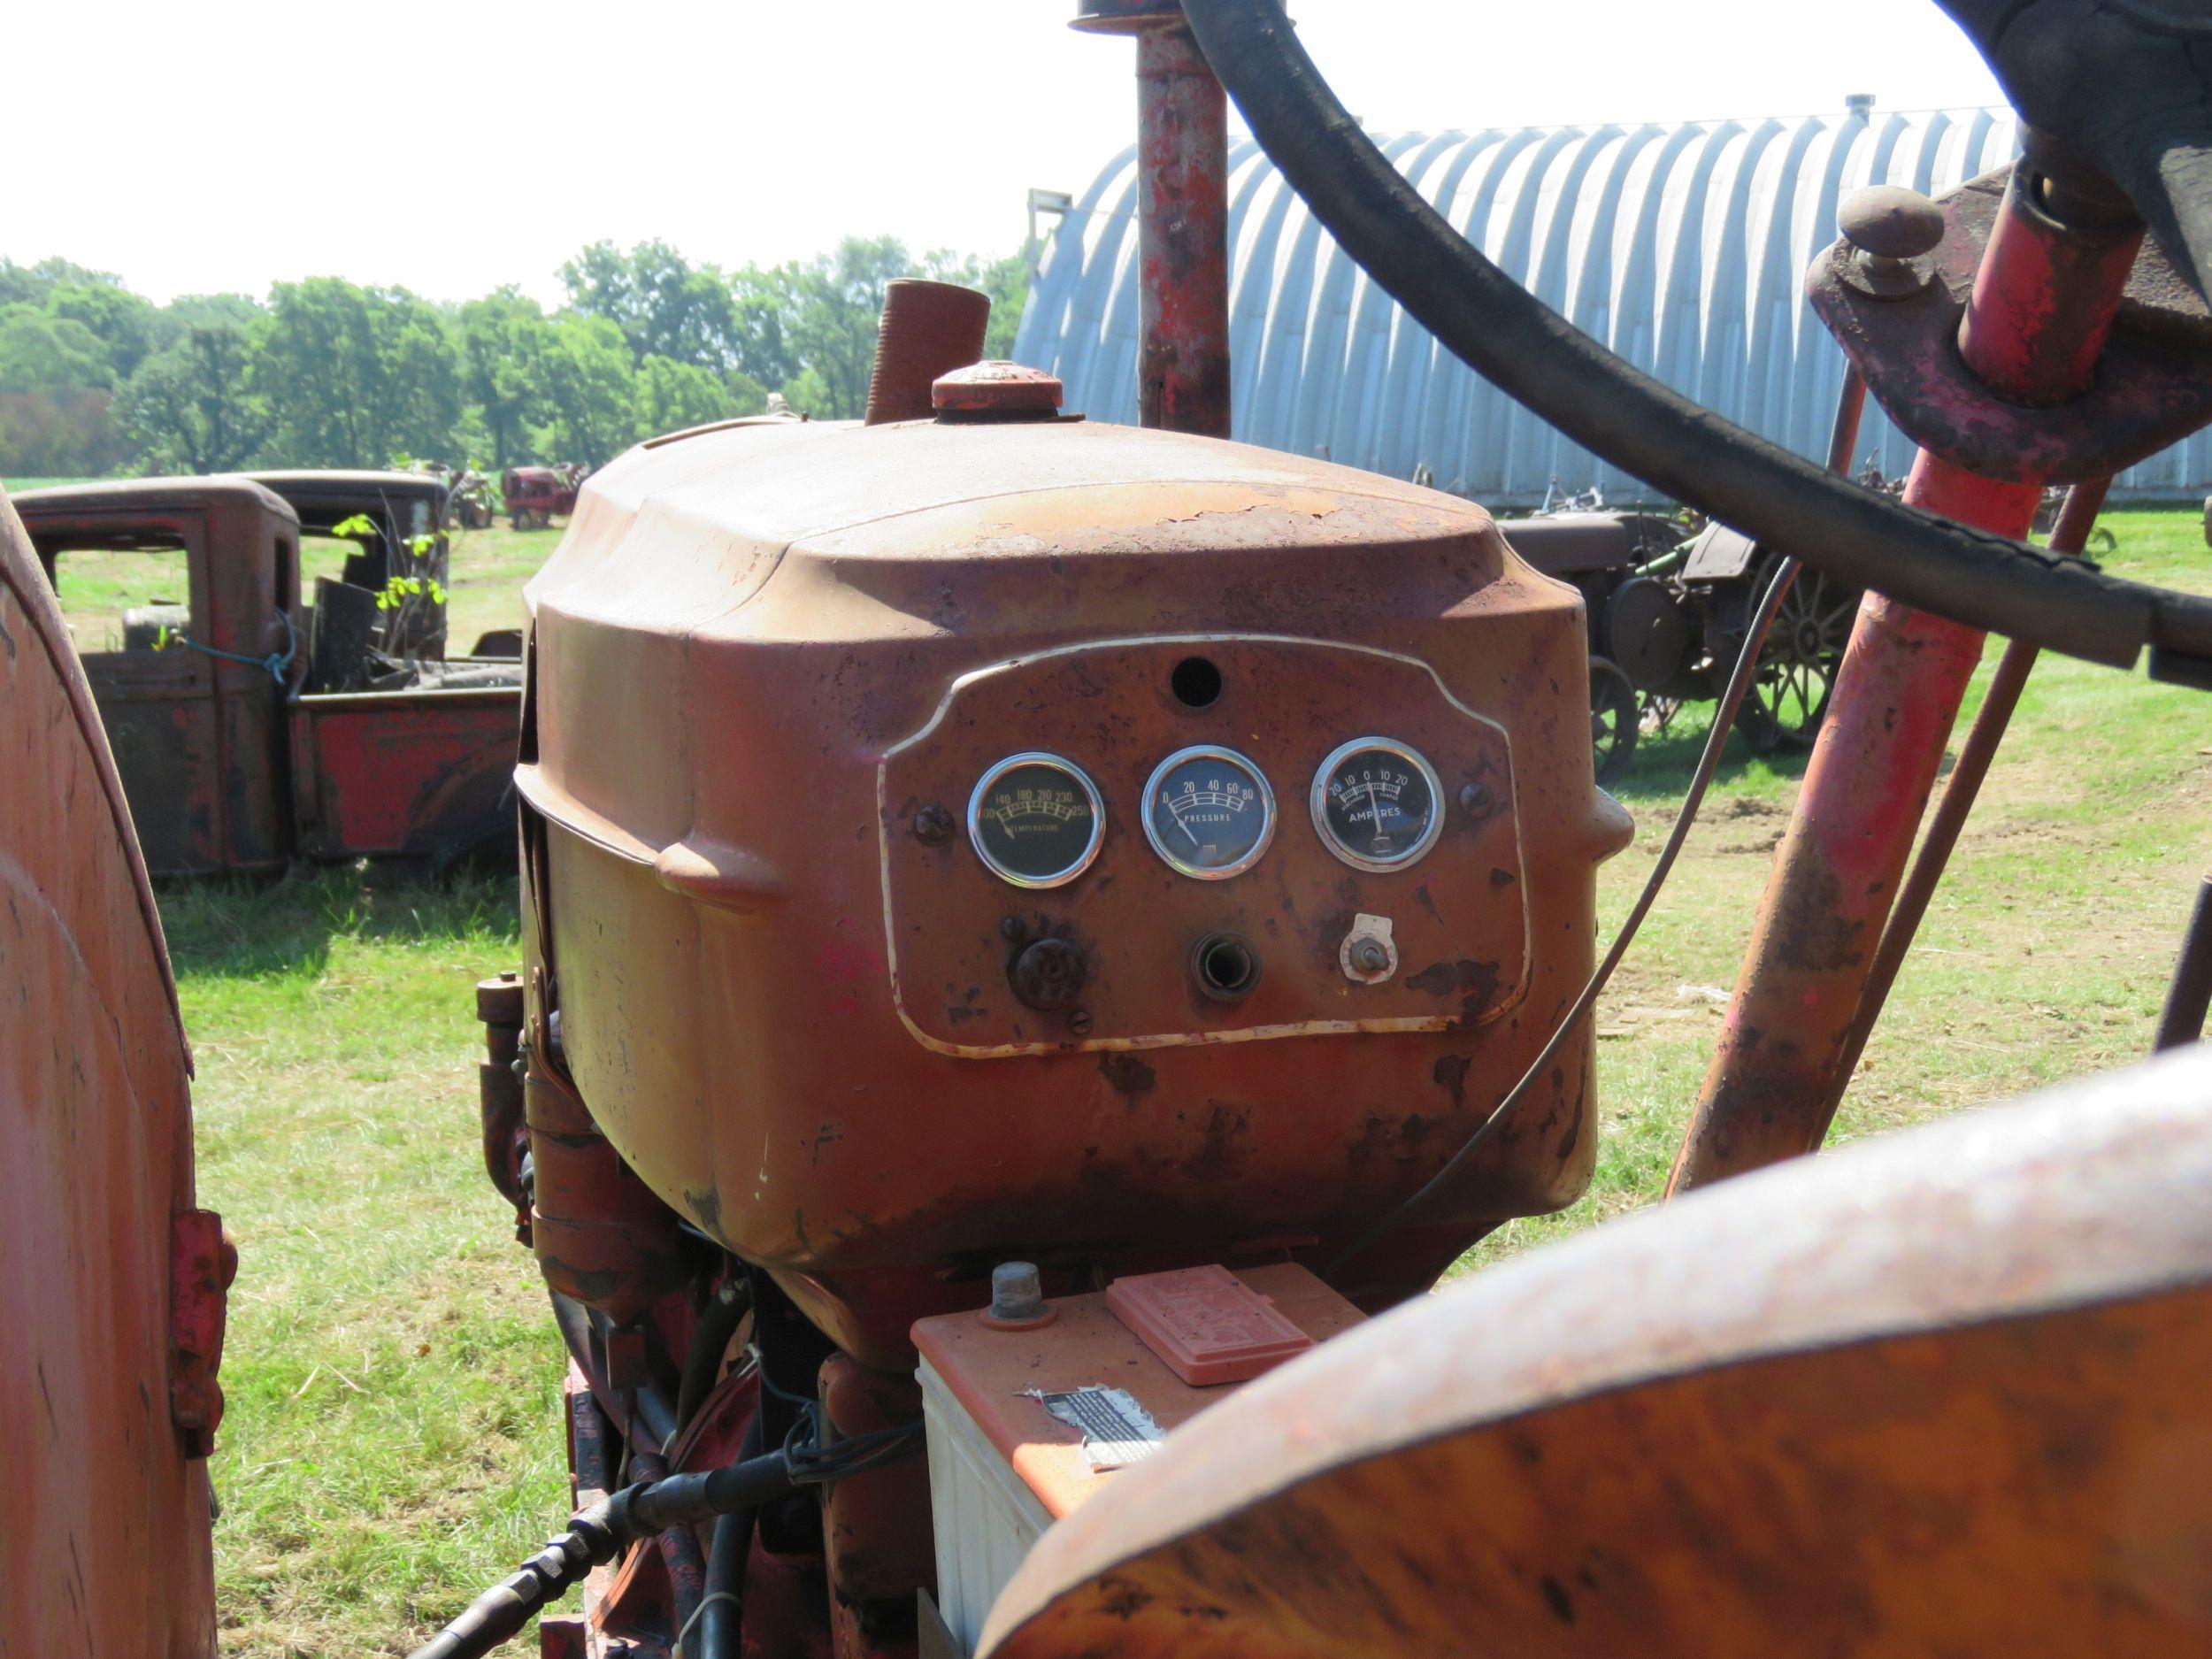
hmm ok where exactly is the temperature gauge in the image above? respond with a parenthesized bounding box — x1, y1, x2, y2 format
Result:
(967, 753, 1105, 888)
(1142, 745, 1275, 879)
(1310, 739, 1445, 872)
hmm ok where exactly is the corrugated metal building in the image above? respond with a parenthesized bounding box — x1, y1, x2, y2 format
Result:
(1017, 105, 2205, 504)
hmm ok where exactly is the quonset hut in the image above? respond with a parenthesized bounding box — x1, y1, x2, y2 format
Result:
(1017, 104, 2207, 504)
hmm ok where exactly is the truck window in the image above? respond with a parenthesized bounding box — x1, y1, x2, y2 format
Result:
(41, 541, 194, 657)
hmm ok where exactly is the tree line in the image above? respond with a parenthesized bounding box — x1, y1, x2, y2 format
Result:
(0, 236, 1029, 480)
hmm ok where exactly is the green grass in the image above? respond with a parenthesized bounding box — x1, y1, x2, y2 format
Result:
(1458, 505, 2212, 1269)
(175, 872, 565, 1656)
(172, 507, 2212, 1654)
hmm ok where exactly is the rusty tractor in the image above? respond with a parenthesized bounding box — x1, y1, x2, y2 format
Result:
(12, 0, 2212, 1656)
(503, 464, 587, 531)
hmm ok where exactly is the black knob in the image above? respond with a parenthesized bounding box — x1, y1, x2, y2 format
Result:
(1839, 187, 1945, 260)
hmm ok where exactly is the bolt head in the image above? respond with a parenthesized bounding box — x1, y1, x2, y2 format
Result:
(1067, 1008, 1094, 1035)
(912, 803, 956, 846)
(1839, 186, 1945, 261)
(1000, 915, 1028, 943)
(1352, 939, 1390, 973)
(1458, 781, 1493, 818)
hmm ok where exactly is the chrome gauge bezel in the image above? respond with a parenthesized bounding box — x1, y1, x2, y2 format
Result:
(1141, 744, 1277, 880)
(1310, 737, 1448, 873)
(966, 751, 1107, 889)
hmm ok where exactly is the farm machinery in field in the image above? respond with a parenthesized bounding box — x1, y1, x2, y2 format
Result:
(15, 0, 2212, 1656)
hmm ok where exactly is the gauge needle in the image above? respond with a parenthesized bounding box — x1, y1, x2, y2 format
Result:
(1166, 795, 1202, 848)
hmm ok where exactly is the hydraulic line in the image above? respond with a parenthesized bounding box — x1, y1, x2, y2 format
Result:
(406, 1414, 925, 1659)
(1175, 0, 2212, 678)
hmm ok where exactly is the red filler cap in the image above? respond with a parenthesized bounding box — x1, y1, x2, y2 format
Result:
(1106, 1263, 1315, 1386)
(933, 360, 1065, 419)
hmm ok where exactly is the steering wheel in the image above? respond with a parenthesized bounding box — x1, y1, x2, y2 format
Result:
(1178, 0, 2212, 682)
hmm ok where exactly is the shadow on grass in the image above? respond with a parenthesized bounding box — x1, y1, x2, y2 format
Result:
(1608, 706, 1816, 802)
(156, 864, 520, 979)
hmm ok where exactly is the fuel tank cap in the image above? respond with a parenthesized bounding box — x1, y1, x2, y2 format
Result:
(933, 360, 1066, 421)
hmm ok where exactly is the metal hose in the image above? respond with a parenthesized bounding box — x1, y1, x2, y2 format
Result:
(1175, 0, 2212, 680)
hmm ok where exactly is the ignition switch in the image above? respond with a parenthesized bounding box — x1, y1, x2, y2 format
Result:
(1009, 936, 1087, 1010)
(1340, 913, 1399, 985)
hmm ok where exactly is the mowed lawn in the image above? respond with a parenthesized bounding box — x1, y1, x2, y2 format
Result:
(173, 509, 2211, 1655)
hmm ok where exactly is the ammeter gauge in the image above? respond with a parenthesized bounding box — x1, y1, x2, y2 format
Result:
(967, 753, 1105, 888)
(1141, 745, 1275, 879)
(1310, 739, 1446, 872)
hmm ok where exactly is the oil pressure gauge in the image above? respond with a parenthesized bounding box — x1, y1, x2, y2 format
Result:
(968, 753, 1104, 888)
(1142, 745, 1275, 879)
(1311, 738, 1446, 872)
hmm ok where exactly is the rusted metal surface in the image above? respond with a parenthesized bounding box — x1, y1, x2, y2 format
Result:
(524, 1062, 687, 1329)
(820, 1356, 934, 1655)
(13, 474, 519, 875)
(15, 476, 299, 875)
(505, 465, 585, 530)
(521, 414, 1626, 1370)
(288, 685, 518, 863)
(1672, 168, 2141, 1194)
(979, 1051, 2212, 1657)
(1077, 2, 1232, 437)
(1, 487, 218, 1655)
(2155, 876, 2212, 1052)
(933, 360, 1065, 418)
(864, 280, 993, 426)
(880, 638, 1529, 1053)
(247, 468, 454, 656)
(167, 1209, 236, 1459)
(1809, 478, 2112, 1128)
(1809, 167, 2206, 485)
(478, 972, 531, 1234)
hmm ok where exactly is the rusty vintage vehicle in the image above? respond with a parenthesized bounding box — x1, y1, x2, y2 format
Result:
(246, 467, 457, 657)
(13, 0, 2212, 1655)
(15, 474, 520, 877)
(503, 463, 586, 530)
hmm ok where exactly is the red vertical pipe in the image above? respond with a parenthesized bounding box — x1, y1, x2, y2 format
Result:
(1669, 166, 2143, 1194)
(1135, 21, 1233, 436)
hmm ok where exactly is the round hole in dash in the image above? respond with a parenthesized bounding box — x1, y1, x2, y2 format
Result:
(1192, 933, 1260, 1002)
(1170, 655, 1224, 710)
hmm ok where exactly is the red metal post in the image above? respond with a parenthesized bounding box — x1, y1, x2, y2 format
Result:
(1669, 165, 2146, 1194)
(1076, 1, 1233, 437)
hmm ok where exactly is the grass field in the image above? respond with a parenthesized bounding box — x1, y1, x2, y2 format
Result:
(171, 508, 2211, 1655)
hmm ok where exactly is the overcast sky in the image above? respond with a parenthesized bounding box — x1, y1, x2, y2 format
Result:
(8, 1, 2004, 306)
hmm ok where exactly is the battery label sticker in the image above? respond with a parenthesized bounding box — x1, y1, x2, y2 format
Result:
(1028, 1386, 1166, 1471)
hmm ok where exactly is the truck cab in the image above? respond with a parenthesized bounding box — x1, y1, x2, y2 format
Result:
(18, 474, 520, 878)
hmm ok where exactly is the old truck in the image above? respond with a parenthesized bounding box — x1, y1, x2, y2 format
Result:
(16, 473, 520, 878)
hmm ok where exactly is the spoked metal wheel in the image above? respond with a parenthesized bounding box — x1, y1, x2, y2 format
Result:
(1742, 562, 1858, 753)
(1591, 657, 1639, 785)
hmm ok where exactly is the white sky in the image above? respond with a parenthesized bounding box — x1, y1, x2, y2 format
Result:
(6, 1, 2004, 307)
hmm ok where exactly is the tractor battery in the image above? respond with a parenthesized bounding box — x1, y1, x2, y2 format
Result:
(912, 1263, 1364, 1654)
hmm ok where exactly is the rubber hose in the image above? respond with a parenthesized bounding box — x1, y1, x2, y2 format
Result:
(1176, 0, 2212, 676)
(697, 1413, 766, 1659)
(408, 1450, 795, 1659)
(675, 1278, 750, 1435)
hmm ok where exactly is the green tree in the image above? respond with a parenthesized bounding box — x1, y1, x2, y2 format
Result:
(46, 283, 165, 380)
(726, 265, 799, 391)
(0, 256, 125, 310)
(0, 305, 114, 393)
(458, 288, 554, 468)
(117, 323, 266, 474)
(634, 355, 764, 439)
(560, 239, 741, 372)
(165, 292, 264, 331)
(534, 314, 637, 466)
(254, 278, 462, 467)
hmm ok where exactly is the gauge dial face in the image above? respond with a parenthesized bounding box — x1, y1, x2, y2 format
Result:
(967, 753, 1105, 888)
(1311, 739, 1447, 872)
(1142, 745, 1276, 879)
